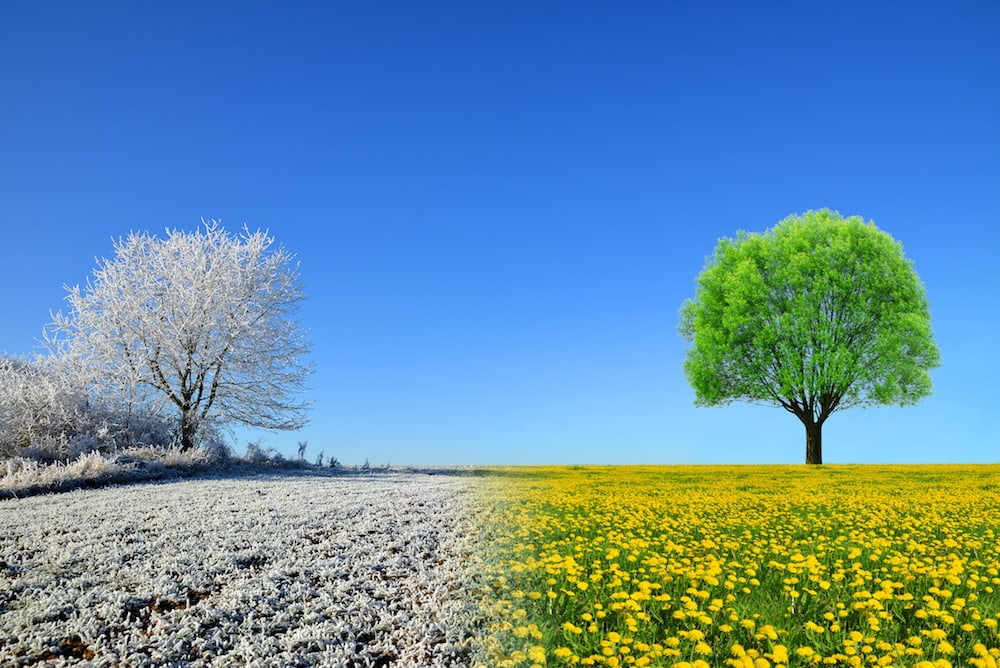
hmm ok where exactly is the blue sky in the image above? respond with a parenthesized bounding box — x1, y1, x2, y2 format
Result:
(1, 2, 997, 465)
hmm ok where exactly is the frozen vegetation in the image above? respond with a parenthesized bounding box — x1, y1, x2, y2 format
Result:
(0, 448, 227, 501)
(0, 225, 489, 664)
(0, 469, 487, 666)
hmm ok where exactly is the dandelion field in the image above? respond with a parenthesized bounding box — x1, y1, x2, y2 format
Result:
(475, 466, 1000, 668)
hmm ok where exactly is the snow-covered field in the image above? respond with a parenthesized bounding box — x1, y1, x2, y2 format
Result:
(0, 469, 487, 667)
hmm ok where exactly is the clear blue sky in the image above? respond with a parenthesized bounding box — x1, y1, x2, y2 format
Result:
(1, 2, 997, 465)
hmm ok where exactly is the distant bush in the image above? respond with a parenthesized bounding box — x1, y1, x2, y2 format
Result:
(244, 439, 286, 465)
(200, 436, 233, 465)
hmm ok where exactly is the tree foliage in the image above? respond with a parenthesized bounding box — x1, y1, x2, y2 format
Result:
(48, 220, 312, 450)
(679, 209, 940, 464)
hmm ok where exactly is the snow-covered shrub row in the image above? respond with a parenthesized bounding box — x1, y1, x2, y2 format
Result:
(0, 447, 230, 500)
(0, 470, 487, 666)
(0, 355, 93, 459)
(0, 355, 186, 461)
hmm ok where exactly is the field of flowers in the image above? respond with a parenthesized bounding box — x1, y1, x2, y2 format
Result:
(476, 465, 1000, 668)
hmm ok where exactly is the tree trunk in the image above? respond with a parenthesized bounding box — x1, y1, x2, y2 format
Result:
(180, 410, 197, 451)
(804, 419, 823, 465)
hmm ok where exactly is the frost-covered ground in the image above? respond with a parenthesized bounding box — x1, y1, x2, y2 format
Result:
(0, 469, 487, 667)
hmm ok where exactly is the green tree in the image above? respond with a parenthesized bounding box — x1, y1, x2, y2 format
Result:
(679, 209, 940, 464)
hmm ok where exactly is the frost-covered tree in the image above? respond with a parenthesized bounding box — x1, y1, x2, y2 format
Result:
(48, 220, 312, 451)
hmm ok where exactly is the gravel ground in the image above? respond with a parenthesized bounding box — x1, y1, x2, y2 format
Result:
(0, 469, 487, 667)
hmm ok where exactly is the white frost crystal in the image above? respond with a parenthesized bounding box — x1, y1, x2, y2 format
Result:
(0, 470, 487, 666)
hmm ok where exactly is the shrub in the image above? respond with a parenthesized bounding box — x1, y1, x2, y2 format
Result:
(1, 354, 226, 464)
(244, 439, 284, 464)
(0, 355, 91, 458)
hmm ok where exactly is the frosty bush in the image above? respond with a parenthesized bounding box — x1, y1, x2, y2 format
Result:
(244, 439, 284, 464)
(200, 435, 233, 465)
(0, 354, 182, 462)
(0, 355, 94, 459)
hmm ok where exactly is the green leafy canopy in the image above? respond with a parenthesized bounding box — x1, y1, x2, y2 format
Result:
(679, 209, 940, 425)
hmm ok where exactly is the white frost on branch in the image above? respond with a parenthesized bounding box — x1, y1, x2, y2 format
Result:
(0, 354, 89, 456)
